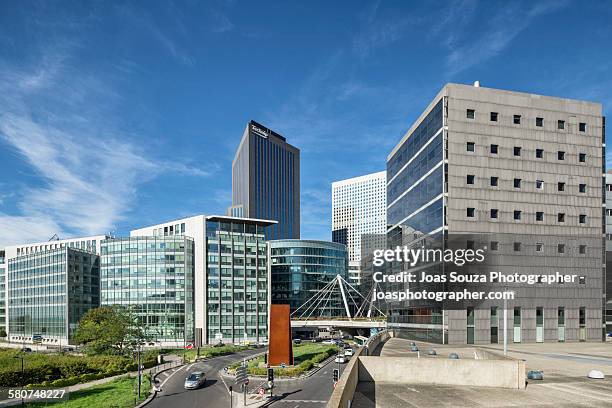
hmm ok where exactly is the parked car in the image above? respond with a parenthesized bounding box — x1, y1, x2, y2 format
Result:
(334, 354, 346, 364)
(184, 371, 206, 390)
(293, 339, 301, 344)
(322, 339, 336, 345)
(344, 348, 354, 356)
(20, 347, 32, 352)
(61, 346, 74, 352)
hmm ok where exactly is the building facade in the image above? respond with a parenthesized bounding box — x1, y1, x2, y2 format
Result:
(100, 236, 195, 346)
(230, 120, 300, 240)
(386, 83, 605, 344)
(0, 251, 5, 335)
(131, 215, 275, 346)
(7, 247, 100, 345)
(605, 172, 612, 333)
(270, 240, 348, 315)
(332, 171, 387, 287)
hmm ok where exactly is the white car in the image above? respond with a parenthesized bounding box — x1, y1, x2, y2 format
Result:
(344, 348, 354, 356)
(184, 371, 206, 390)
(322, 339, 336, 345)
(334, 354, 346, 364)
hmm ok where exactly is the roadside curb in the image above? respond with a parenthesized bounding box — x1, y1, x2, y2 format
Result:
(222, 350, 344, 383)
(135, 361, 185, 408)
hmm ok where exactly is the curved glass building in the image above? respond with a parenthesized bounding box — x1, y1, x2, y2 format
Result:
(270, 240, 348, 316)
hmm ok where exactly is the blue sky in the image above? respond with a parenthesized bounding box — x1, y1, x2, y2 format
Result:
(0, 0, 611, 247)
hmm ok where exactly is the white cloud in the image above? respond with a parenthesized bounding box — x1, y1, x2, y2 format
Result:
(0, 40, 213, 248)
(442, 0, 569, 75)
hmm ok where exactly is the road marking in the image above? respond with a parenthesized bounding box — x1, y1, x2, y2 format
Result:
(539, 383, 612, 402)
(159, 364, 188, 390)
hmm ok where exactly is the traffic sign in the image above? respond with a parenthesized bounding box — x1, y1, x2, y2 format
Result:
(280, 363, 286, 369)
(258, 388, 265, 396)
(236, 366, 248, 385)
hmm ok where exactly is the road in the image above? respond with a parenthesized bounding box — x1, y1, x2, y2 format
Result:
(149, 348, 263, 408)
(149, 348, 350, 408)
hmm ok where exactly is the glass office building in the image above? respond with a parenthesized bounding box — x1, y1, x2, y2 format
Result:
(270, 240, 348, 316)
(7, 248, 100, 345)
(100, 236, 195, 346)
(204, 216, 272, 345)
(0, 251, 6, 334)
(231, 120, 300, 239)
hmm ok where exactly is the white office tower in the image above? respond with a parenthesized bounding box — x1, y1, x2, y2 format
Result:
(332, 171, 387, 286)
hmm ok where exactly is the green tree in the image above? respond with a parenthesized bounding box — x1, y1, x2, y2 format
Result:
(73, 306, 147, 355)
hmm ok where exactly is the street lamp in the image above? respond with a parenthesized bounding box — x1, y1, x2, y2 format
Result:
(13, 355, 24, 406)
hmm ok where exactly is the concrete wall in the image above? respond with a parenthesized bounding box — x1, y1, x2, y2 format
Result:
(358, 355, 525, 389)
(327, 330, 390, 408)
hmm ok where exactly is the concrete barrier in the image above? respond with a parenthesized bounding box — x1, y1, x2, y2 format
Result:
(358, 354, 525, 389)
(327, 330, 390, 408)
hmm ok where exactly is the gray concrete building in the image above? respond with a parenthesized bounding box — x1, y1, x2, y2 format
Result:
(605, 172, 612, 333)
(386, 82, 605, 344)
(230, 120, 300, 240)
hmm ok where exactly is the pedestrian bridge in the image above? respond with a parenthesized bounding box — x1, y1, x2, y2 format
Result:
(290, 275, 387, 328)
(291, 318, 387, 329)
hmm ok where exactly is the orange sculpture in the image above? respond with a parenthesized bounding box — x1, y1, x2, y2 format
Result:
(268, 304, 293, 366)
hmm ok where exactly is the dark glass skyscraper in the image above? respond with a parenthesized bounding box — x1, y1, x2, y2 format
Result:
(231, 120, 300, 240)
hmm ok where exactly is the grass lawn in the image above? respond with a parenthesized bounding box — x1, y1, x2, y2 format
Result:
(27, 375, 150, 408)
(230, 343, 339, 377)
(181, 344, 254, 362)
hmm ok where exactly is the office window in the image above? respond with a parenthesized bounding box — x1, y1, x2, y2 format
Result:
(558, 213, 565, 222)
(579, 244, 586, 254)
(558, 151, 565, 160)
(579, 122, 586, 132)
(513, 115, 521, 124)
(513, 146, 522, 156)
(514, 210, 521, 220)
(579, 276, 586, 284)
(536, 148, 544, 158)
(467, 208, 475, 217)
(579, 153, 586, 163)
(466, 240, 475, 250)
(536, 243, 543, 252)
(536, 211, 544, 221)
(490, 176, 498, 186)
(558, 120, 565, 129)
(579, 183, 586, 193)
(536, 180, 544, 190)
(514, 242, 521, 252)
(467, 109, 475, 119)
(558, 182, 565, 192)
(514, 178, 522, 188)
(467, 175, 475, 184)
(490, 112, 498, 121)
(558, 244, 565, 253)
(467, 142, 475, 152)
(490, 241, 499, 251)
(579, 214, 587, 224)
(490, 144, 498, 154)
(536, 117, 543, 127)
(490, 209, 498, 219)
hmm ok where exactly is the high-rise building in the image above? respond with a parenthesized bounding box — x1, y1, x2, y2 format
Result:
(0, 250, 5, 335)
(605, 172, 612, 333)
(270, 240, 348, 315)
(130, 215, 275, 345)
(7, 247, 100, 345)
(386, 83, 605, 343)
(100, 236, 195, 347)
(332, 171, 387, 286)
(230, 120, 300, 240)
